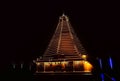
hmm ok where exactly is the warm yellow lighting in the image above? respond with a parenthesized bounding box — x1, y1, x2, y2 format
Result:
(74, 61, 80, 64)
(55, 62, 61, 64)
(73, 60, 93, 72)
(44, 62, 50, 66)
(82, 55, 87, 59)
(44, 62, 62, 67)
(36, 62, 40, 66)
(61, 61, 68, 64)
(83, 61, 93, 72)
(51, 62, 55, 65)
(61, 61, 68, 68)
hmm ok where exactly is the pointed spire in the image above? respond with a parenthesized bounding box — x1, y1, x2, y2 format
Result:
(43, 13, 86, 59)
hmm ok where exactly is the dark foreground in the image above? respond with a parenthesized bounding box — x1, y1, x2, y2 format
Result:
(4, 71, 96, 81)
(34, 72, 95, 81)
(3, 71, 117, 81)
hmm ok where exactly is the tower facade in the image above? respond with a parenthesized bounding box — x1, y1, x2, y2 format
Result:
(34, 14, 93, 73)
(43, 14, 86, 60)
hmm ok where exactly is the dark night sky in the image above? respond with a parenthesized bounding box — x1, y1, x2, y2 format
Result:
(1, 1, 120, 69)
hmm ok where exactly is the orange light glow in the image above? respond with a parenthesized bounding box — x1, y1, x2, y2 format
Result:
(83, 61, 93, 72)
(73, 60, 93, 72)
(82, 55, 87, 59)
(61, 61, 68, 68)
